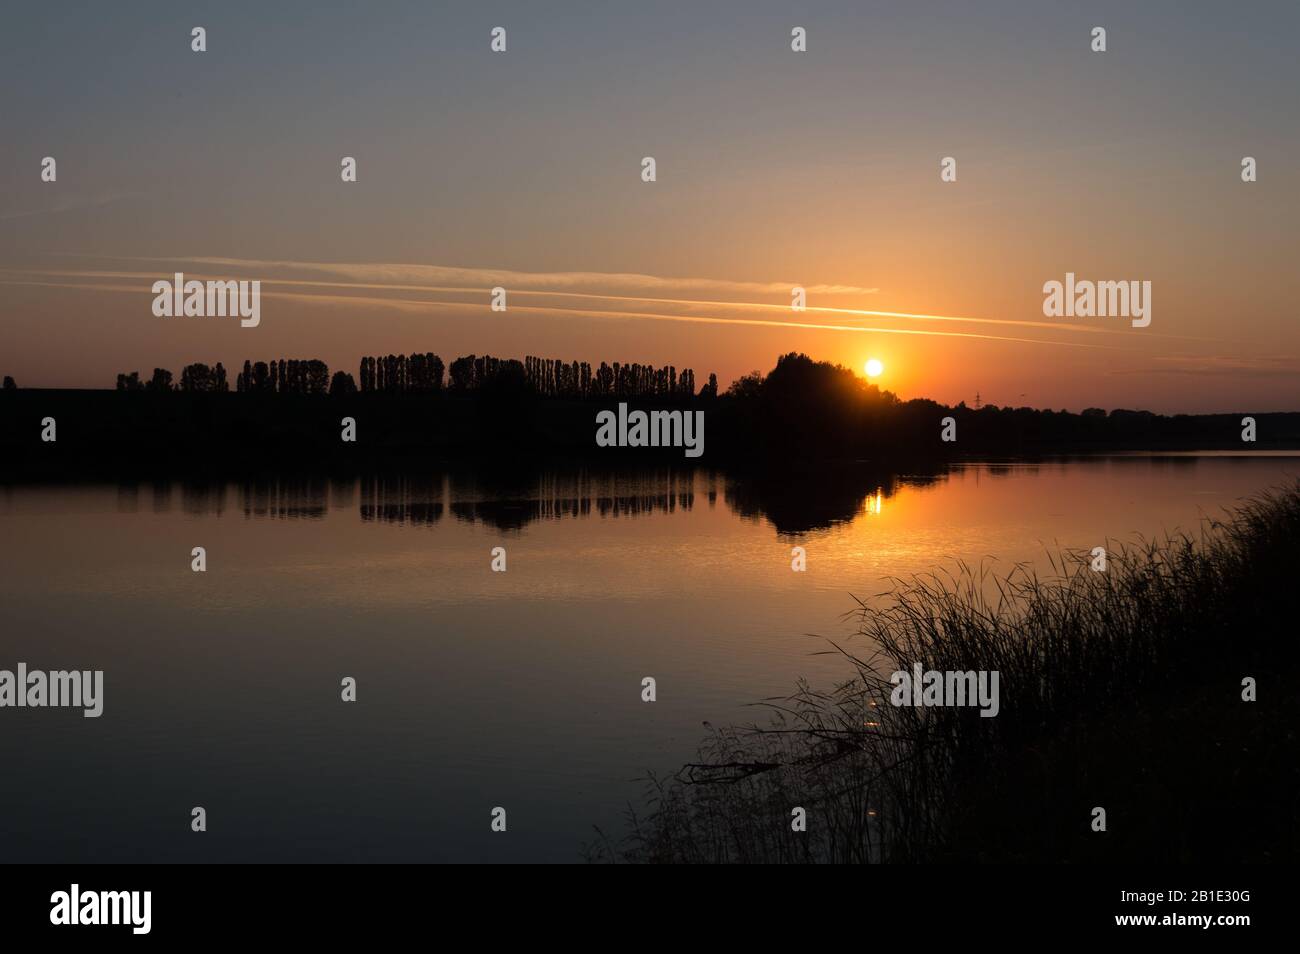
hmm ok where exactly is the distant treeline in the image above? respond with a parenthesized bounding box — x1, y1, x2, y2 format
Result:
(108, 353, 718, 400)
(711, 352, 1300, 457)
(4, 351, 1298, 475)
(358, 352, 711, 397)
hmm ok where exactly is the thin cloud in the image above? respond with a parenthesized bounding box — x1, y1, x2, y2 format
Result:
(14, 263, 1200, 340)
(1106, 355, 1300, 378)
(0, 192, 141, 223)
(0, 276, 1118, 349)
(256, 289, 1125, 350)
(53, 254, 879, 297)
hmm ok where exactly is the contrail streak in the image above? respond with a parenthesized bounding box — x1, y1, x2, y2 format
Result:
(0, 276, 1124, 349)
(260, 289, 1121, 349)
(3, 268, 1199, 340)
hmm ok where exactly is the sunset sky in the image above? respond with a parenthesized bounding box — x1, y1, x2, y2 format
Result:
(1, 1, 1297, 412)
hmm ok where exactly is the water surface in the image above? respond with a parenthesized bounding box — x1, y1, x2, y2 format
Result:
(1, 454, 1294, 861)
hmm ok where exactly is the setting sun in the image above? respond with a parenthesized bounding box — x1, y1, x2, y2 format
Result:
(865, 358, 884, 378)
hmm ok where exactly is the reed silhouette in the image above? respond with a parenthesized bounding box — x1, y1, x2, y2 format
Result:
(585, 484, 1300, 863)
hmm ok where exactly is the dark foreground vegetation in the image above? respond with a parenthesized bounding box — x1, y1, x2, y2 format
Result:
(587, 484, 1300, 863)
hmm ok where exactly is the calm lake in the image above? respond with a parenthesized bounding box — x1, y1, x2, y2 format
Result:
(1, 453, 1296, 862)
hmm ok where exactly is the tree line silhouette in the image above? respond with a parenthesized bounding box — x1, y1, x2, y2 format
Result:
(116, 365, 231, 393)
(360, 353, 714, 399)
(6, 350, 1299, 474)
(235, 359, 336, 395)
(111, 353, 720, 400)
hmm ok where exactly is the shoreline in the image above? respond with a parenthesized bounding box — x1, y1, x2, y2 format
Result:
(590, 484, 1300, 863)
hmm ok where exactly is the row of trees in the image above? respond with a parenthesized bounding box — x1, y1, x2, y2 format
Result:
(116, 365, 230, 392)
(359, 352, 717, 400)
(115, 360, 351, 394)
(360, 353, 444, 392)
(235, 359, 339, 395)
(112, 353, 722, 399)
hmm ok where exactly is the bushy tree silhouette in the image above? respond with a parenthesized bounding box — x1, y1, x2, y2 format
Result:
(146, 368, 173, 392)
(329, 371, 358, 396)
